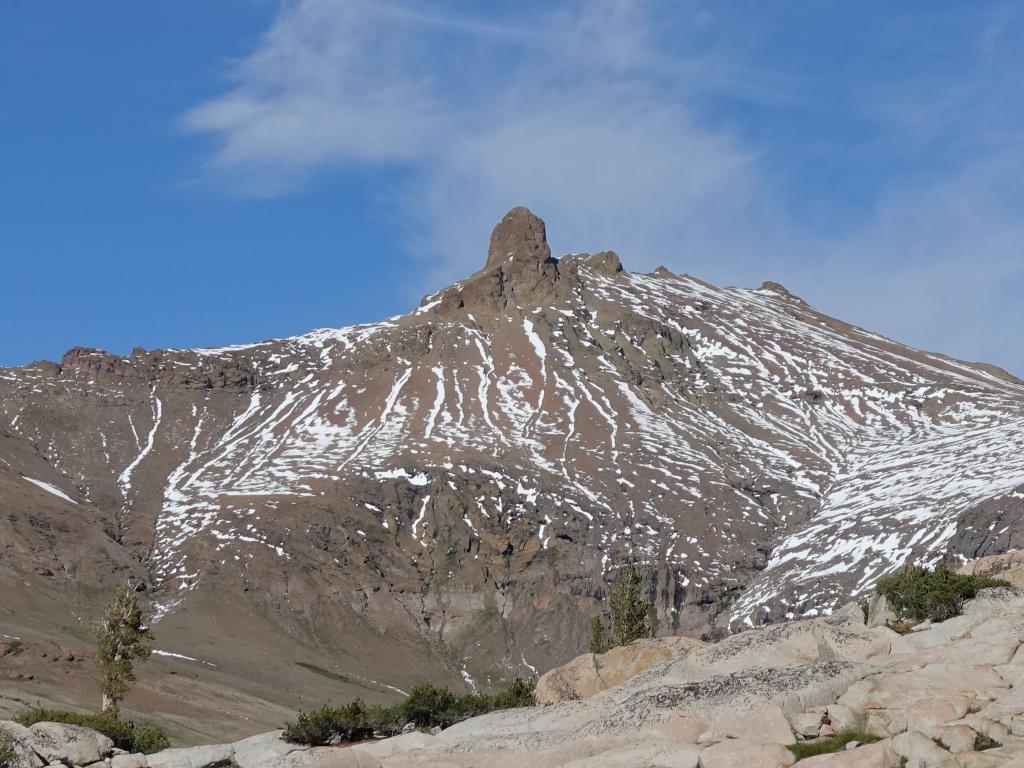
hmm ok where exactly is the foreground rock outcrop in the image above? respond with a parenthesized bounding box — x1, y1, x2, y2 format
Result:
(958, 552, 1024, 589)
(535, 636, 706, 704)
(13, 587, 1024, 767)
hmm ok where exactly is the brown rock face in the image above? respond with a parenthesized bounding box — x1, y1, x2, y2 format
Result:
(485, 206, 552, 269)
(434, 206, 561, 313)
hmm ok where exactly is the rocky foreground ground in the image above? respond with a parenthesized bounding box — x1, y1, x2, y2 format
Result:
(11, 580, 1024, 767)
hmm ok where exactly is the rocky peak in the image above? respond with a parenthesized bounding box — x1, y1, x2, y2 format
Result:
(428, 206, 562, 315)
(425, 208, 628, 317)
(758, 280, 806, 305)
(485, 206, 552, 269)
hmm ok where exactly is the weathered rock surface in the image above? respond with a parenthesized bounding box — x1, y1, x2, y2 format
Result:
(799, 742, 901, 768)
(536, 636, 705, 704)
(231, 732, 302, 768)
(349, 587, 1024, 765)
(28, 722, 114, 766)
(698, 739, 796, 768)
(146, 744, 234, 768)
(20, 586, 1024, 768)
(958, 552, 1024, 589)
(0, 720, 45, 768)
(110, 754, 149, 768)
(257, 747, 380, 768)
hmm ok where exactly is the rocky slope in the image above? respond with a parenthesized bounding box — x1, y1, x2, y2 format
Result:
(3, 207, 1024, 715)
(11, 585, 1024, 767)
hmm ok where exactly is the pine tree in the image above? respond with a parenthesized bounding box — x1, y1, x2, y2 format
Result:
(608, 563, 651, 646)
(588, 616, 611, 654)
(96, 585, 153, 717)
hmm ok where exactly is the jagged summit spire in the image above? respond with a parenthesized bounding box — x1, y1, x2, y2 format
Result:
(485, 206, 552, 269)
(422, 206, 624, 315)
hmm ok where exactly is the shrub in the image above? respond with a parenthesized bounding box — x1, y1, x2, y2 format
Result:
(787, 730, 879, 760)
(13, 707, 169, 754)
(398, 680, 535, 730)
(282, 678, 536, 746)
(282, 706, 345, 746)
(488, 677, 535, 710)
(876, 565, 1010, 622)
(399, 684, 461, 729)
(975, 732, 1002, 750)
(280, 700, 400, 745)
(0, 733, 18, 768)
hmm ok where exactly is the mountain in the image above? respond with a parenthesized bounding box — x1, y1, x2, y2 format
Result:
(2, 207, 1024, 734)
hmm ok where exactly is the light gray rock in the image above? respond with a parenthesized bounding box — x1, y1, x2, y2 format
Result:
(145, 744, 234, 768)
(838, 664, 1005, 716)
(111, 753, 148, 768)
(954, 715, 1012, 742)
(953, 754, 1006, 768)
(29, 722, 114, 766)
(716, 707, 795, 746)
(351, 732, 434, 759)
(963, 588, 1024, 618)
(561, 737, 702, 768)
(789, 712, 824, 739)
(867, 595, 896, 629)
(799, 742, 901, 768)
(679, 605, 890, 681)
(933, 725, 975, 754)
(257, 746, 381, 768)
(652, 715, 714, 745)
(697, 739, 795, 768)
(0, 721, 44, 768)
(827, 705, 865, 733)
(232, 731, 306, 768)
(891, 730, 957, 768)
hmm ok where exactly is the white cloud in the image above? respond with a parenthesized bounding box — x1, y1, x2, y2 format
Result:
(182, 0, 1024, 374)
(182, 0, 449, 192)
(183, 0, 769, 263)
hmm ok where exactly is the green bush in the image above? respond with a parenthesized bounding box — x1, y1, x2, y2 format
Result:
(788, 730, 879, 760)
(876, 565, 1010, 622)
(281, 700, 403, 745)
(0, 733, 18, 768)
(13, 708, 169, 754)
(282, 678, 536, 746)
(975, 732, 1002, 750)
(488, 677, 535, 710)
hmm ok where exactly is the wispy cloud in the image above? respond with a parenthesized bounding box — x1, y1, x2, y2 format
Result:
(786, 146, 1024, 372)
(182, 0, 779, 274)
(182, 0, 1024, 373)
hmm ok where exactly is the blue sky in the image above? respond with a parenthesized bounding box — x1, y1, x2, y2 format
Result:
(3, 1, 1023, 373)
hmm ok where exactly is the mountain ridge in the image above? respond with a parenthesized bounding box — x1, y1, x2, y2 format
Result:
(3, 207, 1024, 731)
